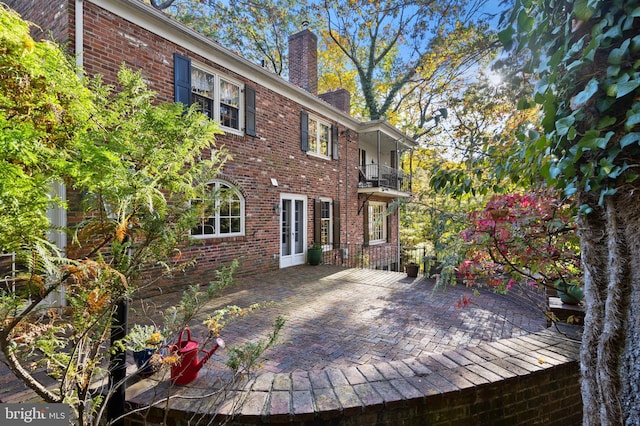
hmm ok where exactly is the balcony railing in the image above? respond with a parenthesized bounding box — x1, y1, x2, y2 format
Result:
(358, 164, 411, 193)
(313, 243, 428, 274)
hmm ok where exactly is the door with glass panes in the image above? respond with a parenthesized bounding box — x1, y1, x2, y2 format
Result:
(279, 194, 307, 268)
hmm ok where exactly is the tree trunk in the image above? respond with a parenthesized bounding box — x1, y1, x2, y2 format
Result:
(579, 191, 640, 425)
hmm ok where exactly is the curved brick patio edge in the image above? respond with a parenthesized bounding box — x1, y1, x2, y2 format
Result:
(187, 328, 581, 424)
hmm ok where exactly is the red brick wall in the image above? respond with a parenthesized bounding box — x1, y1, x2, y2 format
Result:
(288, 29, 318, 95)
(319, 89, 351, 115)
(78, 2, 391, 292)
(7, 0, 402, 293)
(127, 331, 583, 426)
(5, 0, 72, 44)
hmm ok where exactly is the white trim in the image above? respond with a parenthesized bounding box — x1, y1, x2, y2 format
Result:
(319, 197, 332, 250)
(368, 201, 387, 244)
(306, 114, 332, 159)
(279, 193, 307, 268)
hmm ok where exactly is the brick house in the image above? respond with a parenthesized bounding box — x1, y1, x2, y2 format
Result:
(7, 0, 416, 291)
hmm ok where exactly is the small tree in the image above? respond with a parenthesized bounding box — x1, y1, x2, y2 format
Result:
(459, 190, 581, 298)
(0, 7, 283, 425)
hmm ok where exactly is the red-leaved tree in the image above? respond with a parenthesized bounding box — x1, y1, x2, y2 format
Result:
(459, 190, 581, 299)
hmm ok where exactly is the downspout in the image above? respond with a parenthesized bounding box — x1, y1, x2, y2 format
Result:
(345, 131, 349, 248)
(44, 0, 84, 304)
(78, 2, 126, 419)
(75, 0, 83, 69)
(396, 139, 401, 271)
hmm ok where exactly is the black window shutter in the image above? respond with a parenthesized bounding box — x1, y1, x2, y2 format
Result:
(363, 201, 369, 247)
(333, 200, 341, 246)
(387, 211, 392, 243)
(314, 199, 322, 244)
(300, 111, 309, 152)
(332, 125, 339, 159)
(245, 86, 257, 137)
(174, 53, 191, 106)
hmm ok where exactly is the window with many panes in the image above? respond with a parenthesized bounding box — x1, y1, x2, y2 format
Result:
(191, 66, 242, 133)
(368, 201, 386, 244)
(320, 198, 332, 248)
(191, 181, 244, 238)
(308, 116, 331, 157)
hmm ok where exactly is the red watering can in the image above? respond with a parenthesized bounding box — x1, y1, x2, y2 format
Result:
(170, 328, 225, 385)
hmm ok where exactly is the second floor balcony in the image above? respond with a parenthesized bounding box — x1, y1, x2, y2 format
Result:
(356, 120, 416, 198)
(358, 163, 411, 195)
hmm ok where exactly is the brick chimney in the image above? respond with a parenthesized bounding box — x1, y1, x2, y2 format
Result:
(319, 89, 351, 115)
(288, 28, 317, 95)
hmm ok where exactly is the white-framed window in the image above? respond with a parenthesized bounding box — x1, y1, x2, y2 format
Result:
(308, 116, 331, 157)
(192, 65, 243, 134)
(368, 201, 387, 244)
(320, 198, 332, 249)
(191, 180, 245, 239)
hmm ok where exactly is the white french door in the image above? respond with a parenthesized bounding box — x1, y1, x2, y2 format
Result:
(279, 194, 307, 268)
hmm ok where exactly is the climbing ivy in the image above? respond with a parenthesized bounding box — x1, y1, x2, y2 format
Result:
(501, 0, 640, 208)
(499, 1, 640, 423)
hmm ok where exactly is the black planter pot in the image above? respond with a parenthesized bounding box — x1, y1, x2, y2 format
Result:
(406, 263, 419, 278)
(133, 348, 156, 375)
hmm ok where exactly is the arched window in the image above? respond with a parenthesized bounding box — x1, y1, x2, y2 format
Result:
(191, 180, 245, 238)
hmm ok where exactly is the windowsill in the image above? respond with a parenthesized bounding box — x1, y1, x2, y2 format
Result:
(190, 233, 245, 241)
(368, 240, 386, 245)
(220, 127, 244, 138)
(306, 152, 332, 161)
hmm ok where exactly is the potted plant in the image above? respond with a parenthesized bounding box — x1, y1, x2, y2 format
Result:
(405, 262, 419, 278)
(125, 324, 164, 375)
(308, 242, 323, 266)
(556, 282, 584, 305)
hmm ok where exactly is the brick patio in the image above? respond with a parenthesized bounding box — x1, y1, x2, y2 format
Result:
(131, 265, 547, 374)
(2, 265, 572, 424)
(124, 266, 581, 425)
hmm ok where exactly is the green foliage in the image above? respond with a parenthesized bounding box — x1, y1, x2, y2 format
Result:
(0, 6, 246, 424)
(321, 0, 498, 124)
(226, 316, 285, 372)
(165, 0, 310, 75)
(497, 4, 640, 420)
(0, 5, 92, 253)
(429, 68, 542, 198)
(122, 324, 166, 352)
(163, 259, 240, 331)
(399, 147, 486, 286)
(500, 0, 640, 206)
